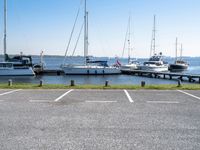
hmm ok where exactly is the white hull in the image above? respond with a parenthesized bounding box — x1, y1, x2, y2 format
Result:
(120, 64, 138, 71)
(0, 68, 35, 76)
(62, 65, 121, 75)
(139, 65, 169, 72)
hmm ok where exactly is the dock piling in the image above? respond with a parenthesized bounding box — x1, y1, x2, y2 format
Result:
(105, 80, 109, 87)
(70, 80, 75, 86)
(39, 80, 43, 87)
(8, 79, 12, 87)
(177, 79, 182, 87)
(141, 81, 146, 87)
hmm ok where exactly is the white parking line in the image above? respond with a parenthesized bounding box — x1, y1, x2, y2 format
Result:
(124, 90, 134, 103)
(147, 101, 180, 104)
(177, 90, 200, 100)
(85, 101, 117, 103)
(29, 100, 52, 103)
(54, 89, 74, 102)
(0, 89, 22, 96)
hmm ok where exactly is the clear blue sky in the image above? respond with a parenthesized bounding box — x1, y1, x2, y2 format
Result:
(0, 0, 200, 58)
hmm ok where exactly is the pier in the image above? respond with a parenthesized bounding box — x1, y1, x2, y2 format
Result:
(121, 69, 200, 84)
(36, 69, 64, 75)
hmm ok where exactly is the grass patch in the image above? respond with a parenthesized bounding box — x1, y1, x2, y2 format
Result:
(0, 83, 199, 90)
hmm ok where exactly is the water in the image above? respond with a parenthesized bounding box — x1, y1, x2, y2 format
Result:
(0, 55, 200, 85)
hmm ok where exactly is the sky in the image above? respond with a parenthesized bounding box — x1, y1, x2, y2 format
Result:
(0, 0, 200, 58)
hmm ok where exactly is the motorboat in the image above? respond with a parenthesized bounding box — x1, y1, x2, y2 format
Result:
(0, 0, 35, 76)
(139, 53, 169, 72)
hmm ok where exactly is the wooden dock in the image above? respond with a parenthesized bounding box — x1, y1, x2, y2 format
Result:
(36, 69, 64, 75)
(121, 69, 200, 84)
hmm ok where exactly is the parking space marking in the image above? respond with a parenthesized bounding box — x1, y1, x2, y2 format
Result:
(124, 90, 134, 103)
(0, 89, 22, 96)
(85, 101, 117, 103)
(177, 90, 200, 101)
(29, 100, 53, 103)
(54, 89, 74, 102)
(147, 101, 180, 104)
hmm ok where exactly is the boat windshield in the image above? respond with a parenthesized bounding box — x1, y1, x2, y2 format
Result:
(149, 55, 163, 61)
(87, 61, 109, 67)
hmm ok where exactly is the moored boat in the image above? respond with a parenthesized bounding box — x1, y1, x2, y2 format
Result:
(0, 0, 35, 76)
(169, 38, 188, 72)
(138, 15, 168, 72)
(61, 0, 121, 75)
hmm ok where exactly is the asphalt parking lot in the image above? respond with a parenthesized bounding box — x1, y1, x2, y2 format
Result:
(0, 89, 200, 150)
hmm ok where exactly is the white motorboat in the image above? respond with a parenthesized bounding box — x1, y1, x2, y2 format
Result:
(61, 0, 121, 75)
(0, 0, 35, 76)
(139, 54, 169, 72)
(139, 15, 168, 72)
(0, 62, 35, 76)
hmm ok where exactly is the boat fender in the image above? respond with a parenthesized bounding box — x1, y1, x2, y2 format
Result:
(95, 70, 97, 74)
(87, 70, 90, 74)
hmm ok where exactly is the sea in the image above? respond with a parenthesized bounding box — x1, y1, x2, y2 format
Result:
(0, 55, 200, 85)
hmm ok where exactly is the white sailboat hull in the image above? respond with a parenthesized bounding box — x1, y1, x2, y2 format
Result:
(0, 67, 35, 76)
(62, 65, 121, 75)
(120, 64, 138, 71)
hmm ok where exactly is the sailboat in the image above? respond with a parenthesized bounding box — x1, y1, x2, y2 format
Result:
(61, 0, 121, 75)
(120, 15, 139, 71)
(169, 38, 188, 72)
(0, 0, 35, 76)
(139, 15, 168, 72)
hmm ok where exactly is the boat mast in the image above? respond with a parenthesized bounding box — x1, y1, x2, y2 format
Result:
(128, 15, 131, 64)
(84, 0, 89, 64)
(4, 0, 7, 61)
(180, 43, 183, 60)
(150, 15, 156, 57)
(153, 15, 156, 55)
(175, 37, 178, 62)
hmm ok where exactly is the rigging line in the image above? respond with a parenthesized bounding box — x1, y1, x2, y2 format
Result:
(71, 22, 84, 56)
(122, 17, 130, 58)
(62, 0, 83, 65)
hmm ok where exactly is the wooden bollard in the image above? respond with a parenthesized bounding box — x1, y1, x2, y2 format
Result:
(39, 80, 43, 87)
(71, 80, 75, 86)
(141, 81, 146, 87)
(177, 79, 182, 87)
(105, 81, 109, 87)
(8, 79, 12, 87)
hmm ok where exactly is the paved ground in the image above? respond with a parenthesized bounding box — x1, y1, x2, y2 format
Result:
(0, 89, 200, 150)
